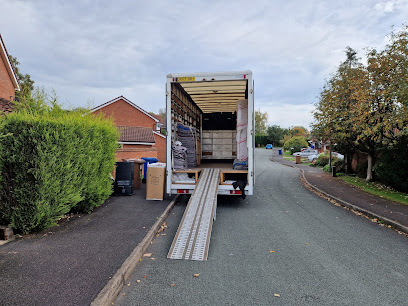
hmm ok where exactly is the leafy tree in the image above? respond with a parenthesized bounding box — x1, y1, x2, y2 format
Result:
(255, 109, 268, 135)
(313, 47, 363, 173)
(266, 125, 288, 146)
(8, 55, 34, 99)
(354, 27, 408, 180)
(289, 126, 309, 137)
(313, 26, 408, 181)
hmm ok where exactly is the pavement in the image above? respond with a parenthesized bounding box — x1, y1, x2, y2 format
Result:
(271, 148, 408, 234)
(0, 183, 178, 306)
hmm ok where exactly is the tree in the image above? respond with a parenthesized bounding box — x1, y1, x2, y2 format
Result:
(289, 126, 309, 137)
(266, 125, 287, 146)
(313, 26, 408, 181)
(283, 136, 309, 154)
(159, 108, 166, 122)
(8, 54, 34, 99)
(255, 109, 268, 135)
(313, 47, 363, 173)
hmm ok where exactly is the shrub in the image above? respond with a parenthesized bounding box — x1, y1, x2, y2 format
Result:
(333, 158, 344, 173)
(283, 136, 308, 154)
(316, 153, 329, 167)
(374, 136, 408, 193)
(315, 151, 344, 172)
(0, 102, 118, 233)
(323, 164, 331, 173)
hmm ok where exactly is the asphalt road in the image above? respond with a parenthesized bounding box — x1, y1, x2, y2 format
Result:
(116, 148, 408, 306)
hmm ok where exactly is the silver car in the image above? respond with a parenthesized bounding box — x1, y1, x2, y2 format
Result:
(293, 149, 318, 157)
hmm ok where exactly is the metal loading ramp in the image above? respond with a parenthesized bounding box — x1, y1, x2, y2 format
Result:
(168, 168, 220, 261)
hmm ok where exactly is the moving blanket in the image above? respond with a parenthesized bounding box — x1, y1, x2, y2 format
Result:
(176, 123, 197, 168)
(236, 99, 248, 161)
(233, 159, 248, 170)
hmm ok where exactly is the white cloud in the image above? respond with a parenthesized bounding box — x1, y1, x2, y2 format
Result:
(374, 0, 406, 14)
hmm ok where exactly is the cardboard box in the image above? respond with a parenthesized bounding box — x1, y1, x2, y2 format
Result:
(146, 163, 166, 200)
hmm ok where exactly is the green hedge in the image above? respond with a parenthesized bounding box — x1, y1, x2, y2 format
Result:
(0, 111, 118, 233)
(255, 135, 268, 146)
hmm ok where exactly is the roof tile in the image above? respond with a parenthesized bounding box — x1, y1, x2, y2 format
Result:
(118, 126, 155, 143)
(0, 98, 14, 114)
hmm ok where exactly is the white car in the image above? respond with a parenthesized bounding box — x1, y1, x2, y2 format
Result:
(293, 149, 318, 157)
(307, 154, 318, 161)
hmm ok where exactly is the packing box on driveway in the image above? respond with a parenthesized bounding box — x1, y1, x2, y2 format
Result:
(146, 163, 166, 200)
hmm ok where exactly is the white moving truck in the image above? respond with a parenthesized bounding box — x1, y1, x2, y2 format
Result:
(165, 71, 254, 196)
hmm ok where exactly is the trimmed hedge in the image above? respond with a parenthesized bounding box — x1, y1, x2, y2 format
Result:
(255, 135, 268, 146)
(0, 110, 118, 233)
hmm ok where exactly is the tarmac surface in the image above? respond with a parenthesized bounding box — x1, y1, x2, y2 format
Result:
(116, 148, 408, 305)
(1, 148, 407, 306)
(0, 184, 175, 306)
(270, 148, 408, 232)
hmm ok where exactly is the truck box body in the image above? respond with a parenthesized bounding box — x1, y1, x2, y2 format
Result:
(166, 71, 254, 196)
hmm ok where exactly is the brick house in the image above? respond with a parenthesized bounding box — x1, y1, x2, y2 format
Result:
(309, 138, 330, 153)
(0, 33, 20, 109)
(91, 96, 166, 162)
(151, 113, 166, 134)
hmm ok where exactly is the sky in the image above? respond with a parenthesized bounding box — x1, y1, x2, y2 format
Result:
(0, 0, 407, 129)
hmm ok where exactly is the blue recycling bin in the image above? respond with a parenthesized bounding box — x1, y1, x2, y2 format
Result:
(278, 149, 282, 155)
(141, 157, 158, 183)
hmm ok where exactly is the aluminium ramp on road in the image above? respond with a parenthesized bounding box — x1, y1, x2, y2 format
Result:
(168, 168, 220, 261)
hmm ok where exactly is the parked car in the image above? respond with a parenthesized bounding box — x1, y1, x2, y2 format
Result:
(293, 149, 318, 157)
(308, 151, 344, 162)
(333, 152, 344, 160)
(266, 144, 273, 149)
(307, 154, 318, 161)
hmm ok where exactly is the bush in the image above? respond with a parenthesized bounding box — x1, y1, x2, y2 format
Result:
(315, 153, 329, 167)
(374, 136, 408, 193)
(333, 158, 344, 173)
(0, 104, 118, 233)
(315, 151, 344, 172)
(283, 136, 308, 154)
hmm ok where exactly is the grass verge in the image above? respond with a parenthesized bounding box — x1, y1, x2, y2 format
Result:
(339, 176, 408, 206)
(283, 151, 296, 161)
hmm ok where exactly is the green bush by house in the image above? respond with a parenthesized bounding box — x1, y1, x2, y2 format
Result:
(283, 136, 308, 154)
(315, 151, 344, 172)
(0, 103, 118, 234)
